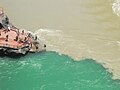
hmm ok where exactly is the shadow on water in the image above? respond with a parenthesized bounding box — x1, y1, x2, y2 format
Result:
(0, 51, 47, 60)
(0, 53, 26, 59)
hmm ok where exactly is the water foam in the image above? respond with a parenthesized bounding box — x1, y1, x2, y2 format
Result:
(112, 0, 120, 16)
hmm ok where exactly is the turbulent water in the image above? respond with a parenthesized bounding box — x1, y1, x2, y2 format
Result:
(0, 0, 120, 89)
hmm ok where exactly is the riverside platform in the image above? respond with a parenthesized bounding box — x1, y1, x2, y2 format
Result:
(0, 28, 46, 55)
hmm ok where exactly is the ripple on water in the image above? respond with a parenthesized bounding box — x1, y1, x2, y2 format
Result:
(0, 52, 120, 90)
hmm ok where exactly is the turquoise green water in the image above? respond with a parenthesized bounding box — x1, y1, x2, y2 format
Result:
(0, 0, 120, 89)
(0, 52, 120, 90)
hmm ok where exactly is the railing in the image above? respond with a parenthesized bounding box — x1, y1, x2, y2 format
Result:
(0, 42, 30, 49)
(0, 43, 19, 49)
(0, 42, 28, 49)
